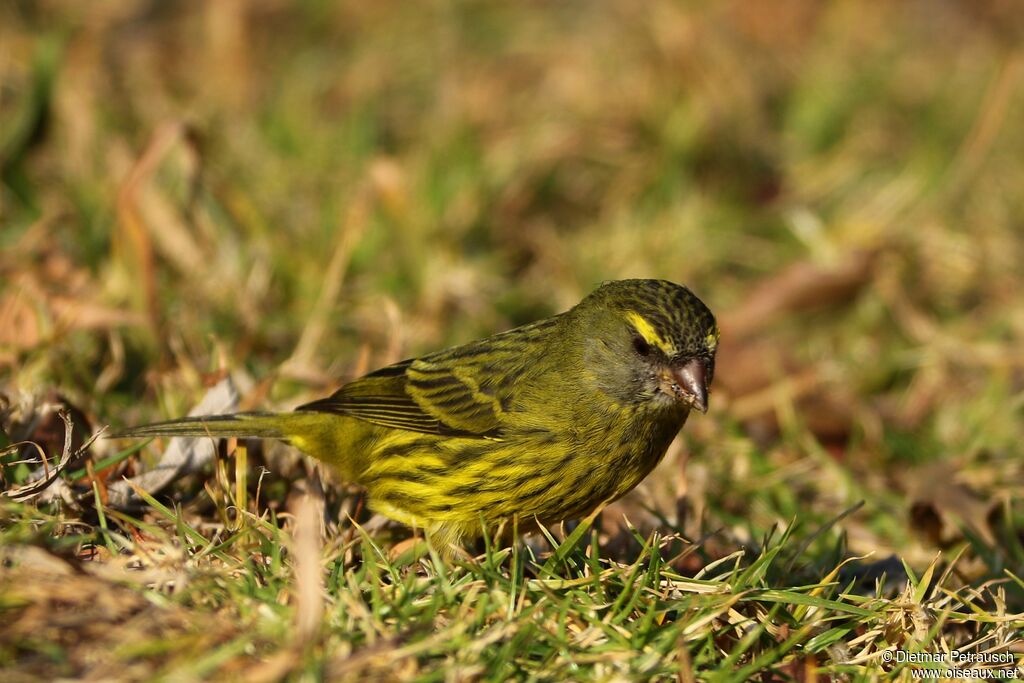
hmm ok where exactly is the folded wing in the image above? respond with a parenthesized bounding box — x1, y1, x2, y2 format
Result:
(296, 316, 560, 438)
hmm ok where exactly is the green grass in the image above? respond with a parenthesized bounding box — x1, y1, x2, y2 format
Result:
(2, 495, 1018, 681)
(2, 0, 1024, 679)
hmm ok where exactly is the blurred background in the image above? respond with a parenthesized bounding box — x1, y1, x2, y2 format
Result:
(2, 0, 1024, 574)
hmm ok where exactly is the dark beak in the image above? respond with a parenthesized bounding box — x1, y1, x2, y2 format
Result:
(671, 358, 710, 413)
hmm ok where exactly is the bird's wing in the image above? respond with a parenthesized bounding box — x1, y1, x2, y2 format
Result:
(296, 316, 561, 438)
(296, 359, 449, 434)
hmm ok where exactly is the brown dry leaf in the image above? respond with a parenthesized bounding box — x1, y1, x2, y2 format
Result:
(725, 0, 824, 53)
(0, 286, 143, 356)
(8, 392, 93, 468)
(905, 460, 997, 547)
(713, 250, 879, 444)
(0, 288, 43, 350)
(51, 296, 146, 332)
(0, 231, 145, 363)
(719, 250, 878, 342)
(1, 410, 101, 503)
(713, 336, 780, 402)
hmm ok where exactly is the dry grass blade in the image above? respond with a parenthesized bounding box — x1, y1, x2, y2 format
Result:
(281, 190, 367, 381)
(292, 492, 325, 647)
(2, 411, 100, 501)
(115, 124, 177, 335)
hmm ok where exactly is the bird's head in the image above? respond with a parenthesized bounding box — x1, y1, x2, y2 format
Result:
(571, 279, 718, 413)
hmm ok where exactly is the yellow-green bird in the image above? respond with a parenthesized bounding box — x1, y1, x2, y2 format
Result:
(115, 279, 718, 550)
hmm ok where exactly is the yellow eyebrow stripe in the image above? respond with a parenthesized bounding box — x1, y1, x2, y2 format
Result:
(625, 312, 676, 355)
(705, 326, 720, 352)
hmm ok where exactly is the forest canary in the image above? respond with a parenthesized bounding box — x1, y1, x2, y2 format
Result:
(115, 279, 718, 550)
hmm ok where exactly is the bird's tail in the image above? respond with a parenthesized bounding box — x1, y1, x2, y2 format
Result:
(111, 411, 360, 480)
(110, 412, 288, 440)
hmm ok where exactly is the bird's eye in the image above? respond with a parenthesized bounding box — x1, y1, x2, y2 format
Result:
(632, 335, 651, 357)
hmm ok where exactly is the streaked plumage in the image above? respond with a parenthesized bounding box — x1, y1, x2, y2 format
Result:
(114, 279, 718, 551)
